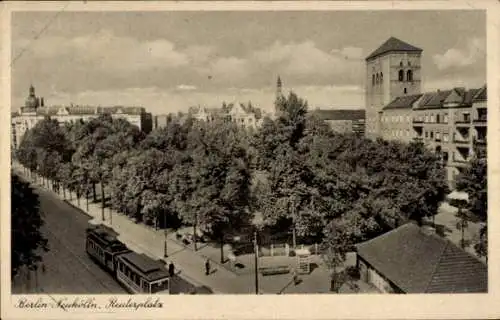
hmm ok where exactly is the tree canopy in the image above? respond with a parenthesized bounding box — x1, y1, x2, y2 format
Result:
(11, 173, 48, 279)
(15, 92, 450, 268)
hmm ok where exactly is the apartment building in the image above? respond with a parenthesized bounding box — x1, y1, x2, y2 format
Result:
(365, 37, 487, 188)
(312, 109, 365, 135)
(11, 85, 153, 150)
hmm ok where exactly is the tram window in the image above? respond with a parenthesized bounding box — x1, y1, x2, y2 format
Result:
(151, 280, 169, 293)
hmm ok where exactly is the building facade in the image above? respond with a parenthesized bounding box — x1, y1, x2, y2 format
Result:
(190, 102, 263, 129)
(365, 37, 487, 188)
(11, 85, 153, 150)
(312, 109, 365, 135)
(365, 37, 423, 140)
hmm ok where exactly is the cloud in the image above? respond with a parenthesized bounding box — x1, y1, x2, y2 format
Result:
(176, 84, 197, 91)
(253, 41, 364, 78)
(14, 29, 213, 72)
(196, 56, 251, 84)
(432, 37, 485, 71)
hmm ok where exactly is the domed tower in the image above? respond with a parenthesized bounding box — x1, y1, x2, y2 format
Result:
(365, 37, 422, 140)
(25, 84, 40, 109)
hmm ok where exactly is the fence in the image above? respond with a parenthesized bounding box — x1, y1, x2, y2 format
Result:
(259, 243, 320, 257)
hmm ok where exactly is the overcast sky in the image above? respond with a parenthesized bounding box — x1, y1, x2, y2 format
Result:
(11, 10, 486, 115)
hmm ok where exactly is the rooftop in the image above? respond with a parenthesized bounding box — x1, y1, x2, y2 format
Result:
(119, 252, 169, 282)
(383, 94, 422, 110)
(384, 86, 486, 111)
(312, 109, 365, 121)
(15, 105, 146, 117)
(356, 223, 487, 293)
(366, 37, 423, 61)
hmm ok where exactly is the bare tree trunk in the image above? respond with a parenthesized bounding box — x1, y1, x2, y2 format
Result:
(93, 183, 97, 202)
(63, 186, 66, 199)
(77, 188, 81, 207)
(86, 187, 89, 212)
(101, 181, 105, 221)
(193, 213, 198, 251)
(220, 235, 224, 264)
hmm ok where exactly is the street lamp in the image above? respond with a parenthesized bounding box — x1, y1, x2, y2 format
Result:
(252, 211, 264, 295)
(164, 212, 168, 258)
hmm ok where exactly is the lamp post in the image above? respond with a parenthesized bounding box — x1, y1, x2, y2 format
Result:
(252, 211, 264, 295)
(164, 212, 168, 258)
(253, 230, 259, 294)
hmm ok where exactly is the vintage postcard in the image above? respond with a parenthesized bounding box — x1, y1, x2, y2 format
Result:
(1, 1, 499, 319)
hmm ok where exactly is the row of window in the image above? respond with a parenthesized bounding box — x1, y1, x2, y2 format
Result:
(372, 73, 384, 86)
(87, 240, 105, 259)
(382, 115, 411, 123)
(118, 261, 144, 287)
(413, 111, 471, 123)
(387, 129, 472, 143)
(398, 70, 413, 82)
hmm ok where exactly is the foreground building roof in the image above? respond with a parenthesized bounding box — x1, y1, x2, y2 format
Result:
(356, 223, 487, 293)
(312, 109, 365, 121)
(366, 37, 423, 61)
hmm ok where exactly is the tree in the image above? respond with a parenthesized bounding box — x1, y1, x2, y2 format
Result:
(474, 225, 487, 262)
(456, 157, 487, 221)
(321, 221, 351, 293)
(11, 173, 48, 279)
(455, 156, 487, 258)
(185, 120, 253, 261)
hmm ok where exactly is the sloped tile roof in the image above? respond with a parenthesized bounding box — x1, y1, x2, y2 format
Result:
(356, 223, 487, 293)
(366, 37, 423, 61)
(313, 109, 365, 121)
(412, 88, 481, 110)
(383, 94, 422, 110)
(473, 85, 487, 101)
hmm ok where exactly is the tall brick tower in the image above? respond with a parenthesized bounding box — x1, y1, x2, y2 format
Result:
(365, 37, 423, 140)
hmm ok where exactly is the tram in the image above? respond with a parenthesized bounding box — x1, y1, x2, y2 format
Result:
(85, 223, 170, 294)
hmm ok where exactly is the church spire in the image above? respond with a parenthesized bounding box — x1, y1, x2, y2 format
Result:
(276, 75, 282, 98)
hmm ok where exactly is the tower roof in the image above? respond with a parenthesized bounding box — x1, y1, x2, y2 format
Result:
(366, 37, 422, 61)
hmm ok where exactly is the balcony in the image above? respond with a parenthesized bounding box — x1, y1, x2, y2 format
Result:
(473, 115, 487, 126)
(453, 137, 470, 144)
(473, 137, 487, 146)
(454, 119, 471, 126)
(412, 120, 424, 127)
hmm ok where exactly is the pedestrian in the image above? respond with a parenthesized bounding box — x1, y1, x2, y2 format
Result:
(205, 259, 210, 275)
(168, 262, 175, 277)
(293, 269, 300, 285)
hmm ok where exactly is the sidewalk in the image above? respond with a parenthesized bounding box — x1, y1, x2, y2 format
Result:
(12, 164, 251, 294)
(12, 164, 337, 294)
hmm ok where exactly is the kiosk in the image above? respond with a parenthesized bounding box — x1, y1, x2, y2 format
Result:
(295, 248, 311, 275)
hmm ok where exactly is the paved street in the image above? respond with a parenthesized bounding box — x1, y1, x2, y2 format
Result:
(11, 172, 198, 295)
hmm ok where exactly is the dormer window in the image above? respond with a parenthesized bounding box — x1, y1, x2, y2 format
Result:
(398, 70, 404, 82)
